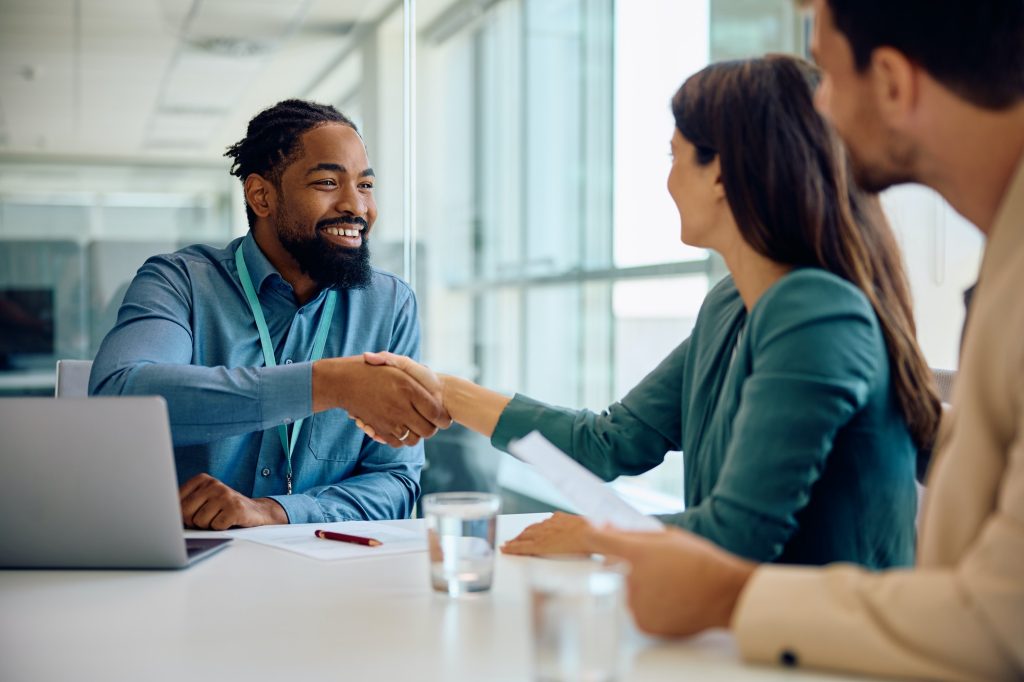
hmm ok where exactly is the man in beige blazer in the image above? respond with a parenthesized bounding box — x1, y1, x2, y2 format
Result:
(589, 0, 1024, 679)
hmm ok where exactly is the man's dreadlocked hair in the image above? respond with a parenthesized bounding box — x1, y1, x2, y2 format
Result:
(224, 99, 359, 228)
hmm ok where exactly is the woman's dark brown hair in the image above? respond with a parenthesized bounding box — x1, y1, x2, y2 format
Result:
(672, 54, 940, 473)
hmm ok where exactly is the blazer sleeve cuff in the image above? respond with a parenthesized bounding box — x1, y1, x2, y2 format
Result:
(732, 564, 825, 669)
(491, 393, 561, 451)
(731, 564, 994, 681)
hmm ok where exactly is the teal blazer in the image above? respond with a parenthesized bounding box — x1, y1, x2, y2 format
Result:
(492, 270, 917, 568)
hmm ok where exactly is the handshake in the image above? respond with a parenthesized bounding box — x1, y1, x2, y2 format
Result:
(312, 351, 458, 449)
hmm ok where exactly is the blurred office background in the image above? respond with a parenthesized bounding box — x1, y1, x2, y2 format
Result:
(0, 0, 982, 512)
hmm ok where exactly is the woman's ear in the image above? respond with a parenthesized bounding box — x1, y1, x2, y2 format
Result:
(243, 174, 276, 220)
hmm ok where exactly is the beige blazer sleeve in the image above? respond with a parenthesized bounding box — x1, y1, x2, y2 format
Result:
(733, 423, 1024, 680)
(732, 158, 1024, 681)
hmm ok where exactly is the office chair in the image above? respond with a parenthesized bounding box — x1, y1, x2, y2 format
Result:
(55, 359, 93, 398)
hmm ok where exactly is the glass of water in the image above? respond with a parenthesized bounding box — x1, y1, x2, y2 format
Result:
(528, 556, 629, 682)
(422, 492, 501, 596)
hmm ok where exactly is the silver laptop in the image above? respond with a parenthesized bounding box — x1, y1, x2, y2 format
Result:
(0, 397, 230, 569)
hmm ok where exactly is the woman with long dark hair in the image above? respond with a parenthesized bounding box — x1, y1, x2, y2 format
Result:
(362, 55, 940, 567)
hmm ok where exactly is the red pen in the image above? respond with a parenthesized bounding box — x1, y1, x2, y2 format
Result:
(314, 529, 382, 547)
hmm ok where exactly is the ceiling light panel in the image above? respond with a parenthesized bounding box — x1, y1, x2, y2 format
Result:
(0, 0, 76, 153)
(151, 0, 310, 146)
(159, 50, 265, 111)
(184, 0, 310, 45)
(79, 0, 179, 155)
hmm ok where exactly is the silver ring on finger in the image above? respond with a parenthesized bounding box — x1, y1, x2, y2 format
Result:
(397, 428, 411, 441)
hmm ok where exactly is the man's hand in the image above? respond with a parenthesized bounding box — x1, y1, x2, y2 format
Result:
(500, 512, 595, 556)
(179, 473, 288, 530)
(313, 355, 450, 448)
(591, 526, 756, 637)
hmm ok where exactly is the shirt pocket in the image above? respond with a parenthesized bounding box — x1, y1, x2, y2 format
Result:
(306, 409, 362, 462)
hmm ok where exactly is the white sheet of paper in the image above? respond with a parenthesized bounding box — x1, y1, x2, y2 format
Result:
(224, 521, 427, 560)
(507, 431, 664, 532)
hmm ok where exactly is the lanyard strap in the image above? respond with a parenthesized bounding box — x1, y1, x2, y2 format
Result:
(235, 245, 337, 494)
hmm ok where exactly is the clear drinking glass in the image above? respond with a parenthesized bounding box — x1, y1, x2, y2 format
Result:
(528, 556, 629, 682)
(422, 492, 501, 596)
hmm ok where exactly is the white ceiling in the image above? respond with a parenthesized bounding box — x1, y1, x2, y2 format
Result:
(0, 0, 397, 164)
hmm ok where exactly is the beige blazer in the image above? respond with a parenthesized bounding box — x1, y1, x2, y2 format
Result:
(733, 155, 1024, 681)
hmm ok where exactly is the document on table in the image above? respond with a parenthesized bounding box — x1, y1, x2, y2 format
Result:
(226, 521, 427, 560)
(507, 431, 664, 532)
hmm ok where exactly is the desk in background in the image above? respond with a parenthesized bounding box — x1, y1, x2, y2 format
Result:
(0, 513, 880, 681)
(0, 370, 55, 396)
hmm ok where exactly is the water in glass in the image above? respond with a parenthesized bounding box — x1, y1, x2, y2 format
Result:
(423, 493, 499, 596)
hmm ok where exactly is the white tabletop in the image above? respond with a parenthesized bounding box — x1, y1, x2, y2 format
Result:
(0, 513, 874, 681)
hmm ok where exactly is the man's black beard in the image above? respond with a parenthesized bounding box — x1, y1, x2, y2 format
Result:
(279, 220, 373, 290)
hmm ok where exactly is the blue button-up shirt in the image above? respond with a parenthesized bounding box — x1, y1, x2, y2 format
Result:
(90, 233, 423, 523)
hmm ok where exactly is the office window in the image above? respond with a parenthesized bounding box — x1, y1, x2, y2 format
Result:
(711, 0, 807, 60)
(414, 0, 718, 508)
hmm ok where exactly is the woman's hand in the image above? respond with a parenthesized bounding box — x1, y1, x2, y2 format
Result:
(500, 512, 597, 556)
(364, 351, 446, 396)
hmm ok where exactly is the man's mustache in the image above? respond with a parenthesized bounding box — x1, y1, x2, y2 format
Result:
(317, 216, 368, 231)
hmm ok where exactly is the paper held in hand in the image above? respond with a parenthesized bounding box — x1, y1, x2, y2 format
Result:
(506, 431, 664, 532)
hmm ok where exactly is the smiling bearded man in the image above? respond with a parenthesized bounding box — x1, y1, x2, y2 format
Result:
(90, 99, 450, 530)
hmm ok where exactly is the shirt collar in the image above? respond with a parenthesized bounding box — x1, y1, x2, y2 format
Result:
(241, 231, 285, 293)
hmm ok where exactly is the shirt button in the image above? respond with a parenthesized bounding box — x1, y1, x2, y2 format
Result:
(261, 467, 271, 477)
(284, 358, 293, 364)
(779, 650, 799, 667)
(284, 417, 292, 424)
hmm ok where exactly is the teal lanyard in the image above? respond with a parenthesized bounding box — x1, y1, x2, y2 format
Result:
(235, 245, 337, 494)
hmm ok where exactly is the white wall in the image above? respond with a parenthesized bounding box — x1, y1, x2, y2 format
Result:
(881, 186, 984, 370)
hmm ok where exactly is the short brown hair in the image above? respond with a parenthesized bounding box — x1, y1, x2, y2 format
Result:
(823, 0, 1024, 109)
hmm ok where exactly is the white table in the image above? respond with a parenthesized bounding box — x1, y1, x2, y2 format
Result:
(0, 513, 874, 681)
